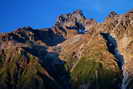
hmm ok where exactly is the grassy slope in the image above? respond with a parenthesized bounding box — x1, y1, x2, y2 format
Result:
(63, 35, 121, 89)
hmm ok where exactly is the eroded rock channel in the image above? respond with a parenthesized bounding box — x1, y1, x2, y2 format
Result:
(101, 33, 128, 89)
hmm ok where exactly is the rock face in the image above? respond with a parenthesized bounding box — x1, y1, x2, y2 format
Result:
(0, 9, 133, 89)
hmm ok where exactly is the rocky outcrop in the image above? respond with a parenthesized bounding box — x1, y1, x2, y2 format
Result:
(0, 9, 133, 89)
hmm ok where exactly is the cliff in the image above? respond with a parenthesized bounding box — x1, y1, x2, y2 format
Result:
(0, 9, 133, 89)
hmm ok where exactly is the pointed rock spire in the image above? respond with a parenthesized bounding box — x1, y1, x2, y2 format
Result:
(108, 11, 118, 18)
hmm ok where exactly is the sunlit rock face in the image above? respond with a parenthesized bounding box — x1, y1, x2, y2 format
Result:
(96, 9, 133, 89)
(56, 10, 85, 26)
(0, 9, 133, 89)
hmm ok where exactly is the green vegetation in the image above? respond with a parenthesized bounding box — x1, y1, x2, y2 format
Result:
(0, 48, 49, 89)
(0, 55, 5, 65)
(70, 56, 120, 89)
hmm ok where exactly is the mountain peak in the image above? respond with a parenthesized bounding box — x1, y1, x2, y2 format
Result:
(56, 9, 85, 26)
(1, 9, 133, 89)
(108, 11, 118, 18)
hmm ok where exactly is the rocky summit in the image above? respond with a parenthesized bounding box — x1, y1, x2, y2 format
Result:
(0, 9, 133, 89)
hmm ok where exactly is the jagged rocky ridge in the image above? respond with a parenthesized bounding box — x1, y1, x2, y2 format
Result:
(0, 9, 133, 89)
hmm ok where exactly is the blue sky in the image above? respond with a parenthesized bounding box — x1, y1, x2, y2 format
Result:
(0, 0, 133, 32)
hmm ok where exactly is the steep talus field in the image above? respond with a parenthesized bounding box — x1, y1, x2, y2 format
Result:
(0, 10, 133, 89)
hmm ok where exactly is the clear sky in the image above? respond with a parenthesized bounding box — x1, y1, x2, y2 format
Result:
(0, 0, 133, 32)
